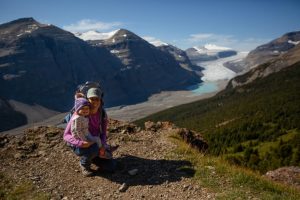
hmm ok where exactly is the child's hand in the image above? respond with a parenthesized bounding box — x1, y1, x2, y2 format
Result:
(81, 141, 94, 148)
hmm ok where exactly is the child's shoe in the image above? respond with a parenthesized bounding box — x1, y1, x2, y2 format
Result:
(80, 164, 94, 177)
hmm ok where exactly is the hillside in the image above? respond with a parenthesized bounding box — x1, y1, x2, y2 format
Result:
(0, 98, 27, 131)
(135, 61, 300, 173)
(1, 121, 299, 199)
(226, 31, 300, 73)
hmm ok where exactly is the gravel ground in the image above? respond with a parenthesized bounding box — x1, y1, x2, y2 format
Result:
(0, 120, 215, 200)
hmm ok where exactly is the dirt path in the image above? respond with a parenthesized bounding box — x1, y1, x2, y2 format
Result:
(0, 120, 215, 199)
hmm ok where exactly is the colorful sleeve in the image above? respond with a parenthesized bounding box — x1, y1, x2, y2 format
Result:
(63, 119, 84, 147)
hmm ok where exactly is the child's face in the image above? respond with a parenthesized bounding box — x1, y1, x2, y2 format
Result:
(78, 106, 90, 116)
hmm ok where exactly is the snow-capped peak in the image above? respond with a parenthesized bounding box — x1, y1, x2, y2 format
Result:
(142, 36, 169, 47)
(193, 44, 232, 54)
(204, 44, 231, 50)
(74, 29, 120, 41)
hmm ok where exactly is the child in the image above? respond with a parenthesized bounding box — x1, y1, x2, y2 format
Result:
(71, 98, 102, 149)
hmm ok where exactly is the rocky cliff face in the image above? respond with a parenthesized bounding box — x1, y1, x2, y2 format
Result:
(157, 44, 203, 73)
(228, 31, 300, 73)
(228, 43, 300, 88)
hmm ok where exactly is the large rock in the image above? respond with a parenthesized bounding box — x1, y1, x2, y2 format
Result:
(144, 121, 208, 152)
(264, 166, 300, 189)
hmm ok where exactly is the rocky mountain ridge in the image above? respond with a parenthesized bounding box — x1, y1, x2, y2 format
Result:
(225, 31, 300, 73)
(186, 45, 237, 64)
(157, 44, 203, 74)
(86, 29, 201, 103)
(228, 43, 300, 88)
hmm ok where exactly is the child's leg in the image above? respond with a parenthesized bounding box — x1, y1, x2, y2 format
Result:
(73, 143, 98, 168)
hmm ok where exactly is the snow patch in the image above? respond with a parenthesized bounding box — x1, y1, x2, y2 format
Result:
(204, 44, 231, 50)
(120, 66, 132, 71)
(193, 44, 232, 54)
(74, 29, 119, 41)
(110, 49, 120, 54)
(142, 36, 168, 47)
(288, 40, 300, 46)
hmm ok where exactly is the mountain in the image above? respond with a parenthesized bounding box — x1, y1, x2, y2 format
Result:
(157, 44, 203, 73)
(79, 30, 202, 73)
(0, 18, 201, 131)
(228, 43, 300, 88)
(0, 17, 125, 111)
(87, 29, 201, 99)
(135, 42, 300, 173)
(74, 30, 119, 41)
(225, 31, 300, 73)
(186, 44, 237, 64)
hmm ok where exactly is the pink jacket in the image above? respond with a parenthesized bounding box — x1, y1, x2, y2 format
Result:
(63, 109, 108, 147)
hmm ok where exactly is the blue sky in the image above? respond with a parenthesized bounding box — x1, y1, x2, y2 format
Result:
(1, 0, 300, 51)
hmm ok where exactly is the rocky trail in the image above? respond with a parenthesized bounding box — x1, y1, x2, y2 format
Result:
(0, 120, 215, 200)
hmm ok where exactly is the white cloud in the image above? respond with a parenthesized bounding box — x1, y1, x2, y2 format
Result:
(142, 36, 168, 46)
(188, 33, 215, 40)
(63, 19, 122, 32)
(188, 33, 237, 46)
(184, 33, 270, 51)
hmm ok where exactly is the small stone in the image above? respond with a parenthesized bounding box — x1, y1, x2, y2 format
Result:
(30, 176, 40, 181)
(205, 166, 215, 170)
(119, 183, 128, 192)
(38, 150, 46, 156)
(14, 153, 24, 159)
(128, 169, 138, 176)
